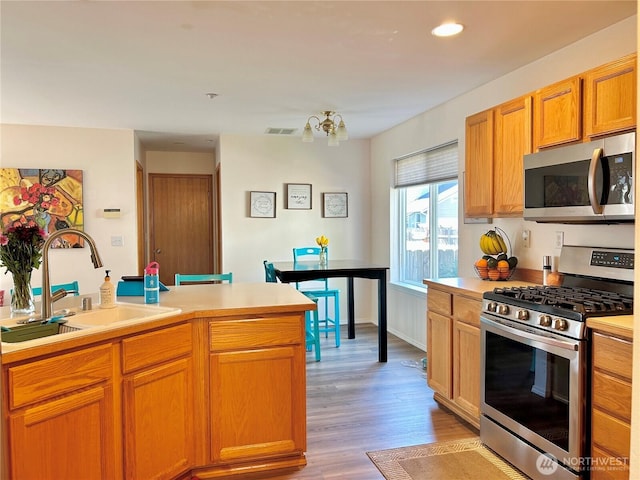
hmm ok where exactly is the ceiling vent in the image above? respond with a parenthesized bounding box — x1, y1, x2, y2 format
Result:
(265, 128, 297, 135)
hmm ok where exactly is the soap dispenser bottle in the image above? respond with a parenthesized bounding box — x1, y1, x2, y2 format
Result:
(99, 270, 116, 309)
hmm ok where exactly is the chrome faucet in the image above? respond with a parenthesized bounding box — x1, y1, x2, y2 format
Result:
(40, 229, 104, 320)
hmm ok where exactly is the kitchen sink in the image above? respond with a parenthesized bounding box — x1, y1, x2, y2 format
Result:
(0, 302, 182, 349)
(67, 303, 181, 327)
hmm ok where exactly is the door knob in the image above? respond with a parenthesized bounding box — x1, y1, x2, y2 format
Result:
(155, 249, 162, 254)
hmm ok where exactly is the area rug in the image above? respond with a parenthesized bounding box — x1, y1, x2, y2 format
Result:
(367, 437, 529, 480)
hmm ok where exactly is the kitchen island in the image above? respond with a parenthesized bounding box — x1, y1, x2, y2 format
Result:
(1, 282, 316, 480)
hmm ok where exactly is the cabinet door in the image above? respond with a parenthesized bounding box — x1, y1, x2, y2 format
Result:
(452, 320, 480, 420)
(534, 76, 582, 149)
(494, 96, 532, 216)
(464, 109, 494, 217)
(10, 385, 119, 480)
(210, 345, 306, 463)
(123, 358, 194, 480)
(427, 310, 452, 398)
(584, 53, 636, 138)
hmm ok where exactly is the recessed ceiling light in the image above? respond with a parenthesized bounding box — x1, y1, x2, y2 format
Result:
(206, 93, 218, 99)
(431, 22, 464, 37)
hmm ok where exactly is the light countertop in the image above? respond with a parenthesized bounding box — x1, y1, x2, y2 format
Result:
(1, 282, 315, 362)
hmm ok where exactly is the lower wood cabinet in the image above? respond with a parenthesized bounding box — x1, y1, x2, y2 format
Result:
(208, 314, 306, 473)
(426, 284, 481, 428)
(122, 323, 194, 480)
(3, 311, 309, 479)
(7, 344, 119, 480)
(590, 330, 632, 480)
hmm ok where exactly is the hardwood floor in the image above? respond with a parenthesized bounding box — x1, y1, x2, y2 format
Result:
(252, 323, 478, 479)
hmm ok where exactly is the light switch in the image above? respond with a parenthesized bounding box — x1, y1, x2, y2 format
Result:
(111, 235, 124, 247)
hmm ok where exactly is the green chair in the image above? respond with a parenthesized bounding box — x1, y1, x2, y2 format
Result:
(32, 281, 80, 297)
(263, 260, 320, 361)
(174, 273, 232, 285)
(292, 247, 340, 347)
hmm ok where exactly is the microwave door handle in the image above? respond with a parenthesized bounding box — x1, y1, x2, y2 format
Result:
(588, 147, 604, 214)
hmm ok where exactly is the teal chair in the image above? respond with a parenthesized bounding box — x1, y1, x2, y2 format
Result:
(292, 247, 340, 347)
(174, 273, 232, 285)
(264, 260, 320, 361)
(32, 281, 80, 297)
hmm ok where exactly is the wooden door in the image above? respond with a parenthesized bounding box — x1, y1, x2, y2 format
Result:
(149, 174, 213, 286)
(464, 109, 494, 217)
(453, 320, 480, 419)
(533, 76, 582, 149)
(9, 385, 119, 480)
(494, 95, 532, 216)
(426, 310, 452, 398)
(123, 358, 194, 480)
(584, 53, 637, 138)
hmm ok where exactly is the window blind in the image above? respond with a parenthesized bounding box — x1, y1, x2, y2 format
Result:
(394, 140, 458, 188)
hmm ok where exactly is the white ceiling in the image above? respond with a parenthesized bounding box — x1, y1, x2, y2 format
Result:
(1, 1, 636, 153)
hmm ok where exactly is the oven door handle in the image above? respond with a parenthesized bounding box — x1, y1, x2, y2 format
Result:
(481, 316, 579, 352)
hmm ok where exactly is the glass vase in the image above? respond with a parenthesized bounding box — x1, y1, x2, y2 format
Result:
(319, 248, 328, 267)
(11, 270, 35, 315)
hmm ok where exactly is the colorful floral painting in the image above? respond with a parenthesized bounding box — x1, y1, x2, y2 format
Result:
(0, 168, 84, 248)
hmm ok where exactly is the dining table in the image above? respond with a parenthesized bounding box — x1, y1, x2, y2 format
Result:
(272, 259, 389, 362)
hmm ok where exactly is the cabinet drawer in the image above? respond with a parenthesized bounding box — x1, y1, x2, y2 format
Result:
(122, 323, 192, 373)
(592, 408, 630, 459)
(8, 344, 113, 409)
(453, 295, 481, 327)
(428, 289, 452, 316)
(590, 445, 629, 480)
(592, 370, 631, 422)
(593, 333, 632, 379)
(210, 315, 302, 351)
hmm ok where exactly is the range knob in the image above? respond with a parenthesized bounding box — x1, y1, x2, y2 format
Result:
(487, 302, 498, 313)
(554, 318, 569, 331)
(539, 315, 552, 327)
(497, 304, 510, 315)
(516, 310, 529, 321)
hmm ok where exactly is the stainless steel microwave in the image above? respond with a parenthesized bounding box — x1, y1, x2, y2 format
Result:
(523, 131, 635, 223)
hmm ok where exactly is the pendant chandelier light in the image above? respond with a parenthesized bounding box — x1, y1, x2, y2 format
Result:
(302, 111, 348, 146)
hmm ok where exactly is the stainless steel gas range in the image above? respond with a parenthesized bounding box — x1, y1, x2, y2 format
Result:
(479, 245, 634, 480)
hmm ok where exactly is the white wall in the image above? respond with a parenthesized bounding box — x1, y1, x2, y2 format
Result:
(0, 124, 138, 295)
(218, 134, 373, 321)
(370, 16, 636, 349)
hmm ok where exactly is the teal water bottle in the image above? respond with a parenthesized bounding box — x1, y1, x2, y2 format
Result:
(144, 262, 160, 304)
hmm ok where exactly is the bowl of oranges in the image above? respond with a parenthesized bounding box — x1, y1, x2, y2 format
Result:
(474, 255, 517, 280)
(474, 228, 518, 280)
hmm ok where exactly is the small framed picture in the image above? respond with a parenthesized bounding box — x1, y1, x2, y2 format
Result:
(250, 191, 276, 218)
(286, 183, 312, 210)
(322, 192, 348, 218)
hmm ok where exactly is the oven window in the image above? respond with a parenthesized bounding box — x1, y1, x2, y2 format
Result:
(484, 331, 570, 451)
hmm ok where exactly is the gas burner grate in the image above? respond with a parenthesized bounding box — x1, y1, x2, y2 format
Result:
(487, 285, 633, 317)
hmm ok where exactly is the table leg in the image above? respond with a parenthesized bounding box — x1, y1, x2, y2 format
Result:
(347, 277, 355, 339)
(378, 273, 387, 362)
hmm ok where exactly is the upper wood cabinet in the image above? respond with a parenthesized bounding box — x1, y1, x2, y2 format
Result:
(584, 53, 637, 138)
(494, 96, 532, 216)
(464, 109, 494, 217)
(533, 76, 582, 150)
(464, 95, 531, 218)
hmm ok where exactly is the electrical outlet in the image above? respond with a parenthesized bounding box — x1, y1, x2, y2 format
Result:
(111, 235, 124, 247)
(522, 229, 530, 248)
(555, 231, 564, 249)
